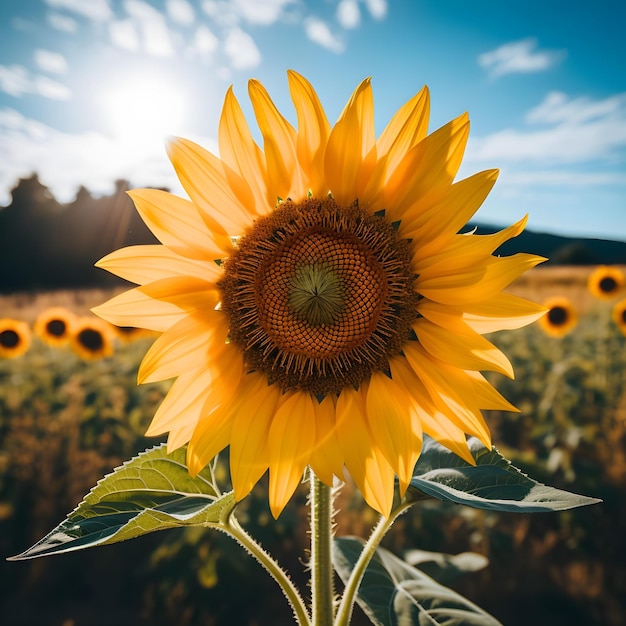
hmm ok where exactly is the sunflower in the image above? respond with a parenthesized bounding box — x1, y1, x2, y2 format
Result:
(538, 296, 577, 337)
(34, 306, 77, 347)
(0, 318, 31, 358)
(94, 71, 546, 518)
(587, 265, 624, 300)
(70, 317, 115, 360)
(612, 299, 626, 336)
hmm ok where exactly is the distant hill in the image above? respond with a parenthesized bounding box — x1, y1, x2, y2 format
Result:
(1, 174, 625, 293)
(468, 223, 626, 266)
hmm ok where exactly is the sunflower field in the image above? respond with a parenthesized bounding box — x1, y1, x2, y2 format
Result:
(1, 266, 625, 626)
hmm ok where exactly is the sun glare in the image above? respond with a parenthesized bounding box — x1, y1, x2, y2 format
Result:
(101, 75, 187, 142)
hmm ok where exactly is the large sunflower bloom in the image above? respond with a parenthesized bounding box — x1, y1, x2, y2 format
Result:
(94, 72, 546, 518)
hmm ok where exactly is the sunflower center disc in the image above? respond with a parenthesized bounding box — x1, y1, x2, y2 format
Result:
(219, 197, 418, 395)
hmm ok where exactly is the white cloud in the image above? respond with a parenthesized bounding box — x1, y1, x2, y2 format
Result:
(166, 0, 195, 25)
(232, 0, 297, 25)
(201, 1, 239, 27)
(304, 17, 344, 53)
(43, 0, 113, 22)
(124, 0, 176, 57)
(363, 0, 387, 20)
(191, 25, 219, 61)
(34, 76, 72, 100)
(0, 65, 71, 100)
(467, 92, 626, 165)
(47, 12, 78, 33)
(201, 0, 296, 26)
(0, 66, 34, 98)
(337, 0, 360, 29)
(34, 49, 69, 75)
(526, 91, 625, 125)
(478, 38, 565, 78)
(109, 19, 141, 51)
(224, 27, 261, 69)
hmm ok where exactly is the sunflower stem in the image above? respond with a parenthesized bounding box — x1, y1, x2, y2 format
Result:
(225, 513, 311, 626)
(309, 470, 335, 626)
(334, 501, 411, 626)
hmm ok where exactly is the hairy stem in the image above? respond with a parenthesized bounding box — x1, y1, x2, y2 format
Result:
(225, 514, 311, 626)
(309, 471, 335, 626)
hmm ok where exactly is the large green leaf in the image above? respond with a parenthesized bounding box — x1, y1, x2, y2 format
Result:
(9, 445, 235, 560)
(407, 436, 601, 512)
(334, 537, 502, 626)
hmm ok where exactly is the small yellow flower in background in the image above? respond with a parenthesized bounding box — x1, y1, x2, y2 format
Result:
(612, 299, 626, 336)
(538, 296, 578, 337)
(0, 318, 31, 358)
(587, 265, 624, 300)
(70, 317, 115, 361)
(94, 71, 546, 518)
(34, 306, 78, 347)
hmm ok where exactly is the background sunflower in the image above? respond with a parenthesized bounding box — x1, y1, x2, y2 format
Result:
(33, 306, 77, 347)
(0, 318, 31, 358)
(587, 265, 625, 300)
(70, 316, 115, 360)
(538, 296, 578, 337)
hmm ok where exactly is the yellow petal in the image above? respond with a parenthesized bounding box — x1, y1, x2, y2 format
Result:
(146, 368, 214, 439)
(93, 286, 186, 331)
(336, 386, 395, 516)
(128, 188, 228, 259)
(417, 253, 546, 305)
(390, 358, 477, 464)
(267, 392, 316, 518)
(218, 86, 268, 216)
(138, 311, 227, 384)
(187, 402, 235, 476)
(464, 371, 519, 412)
(384, 112, 469, 221)
(249, 78, 304, 203)
(287, 70, 331, 194)
(366, 371, 422, 494)
(413, 317, 514, 377)
(166, 137, 255, 234)
(309, 394, 344, 485)
(377, 85, 430, 181)
(463, 293, 548, 333)
(96, 245, 222, 286)
(402, 169, 499, 248)
(413, 216, 527, 280)
(229, 373, 281, 500)
(403, 342, 492, 448)
(324, 78, 375, 205)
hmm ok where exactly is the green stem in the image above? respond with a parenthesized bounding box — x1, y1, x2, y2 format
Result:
(334, 501, 411, 626)
(309, 470, 335, 626)
(226, 514, 311, 626)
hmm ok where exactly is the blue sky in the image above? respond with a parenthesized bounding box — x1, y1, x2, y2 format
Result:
(1, 0, 625, 240)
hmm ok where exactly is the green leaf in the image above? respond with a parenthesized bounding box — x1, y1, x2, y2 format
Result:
(334, 537, 502, 626)
(9, 445, 235, 560)
(407, 436, 601, 512)
(404, 549, 488, 585)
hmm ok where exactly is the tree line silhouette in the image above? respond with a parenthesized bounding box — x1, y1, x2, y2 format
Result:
(1, 174, 625, 293)
(0, 175, 158, 293)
